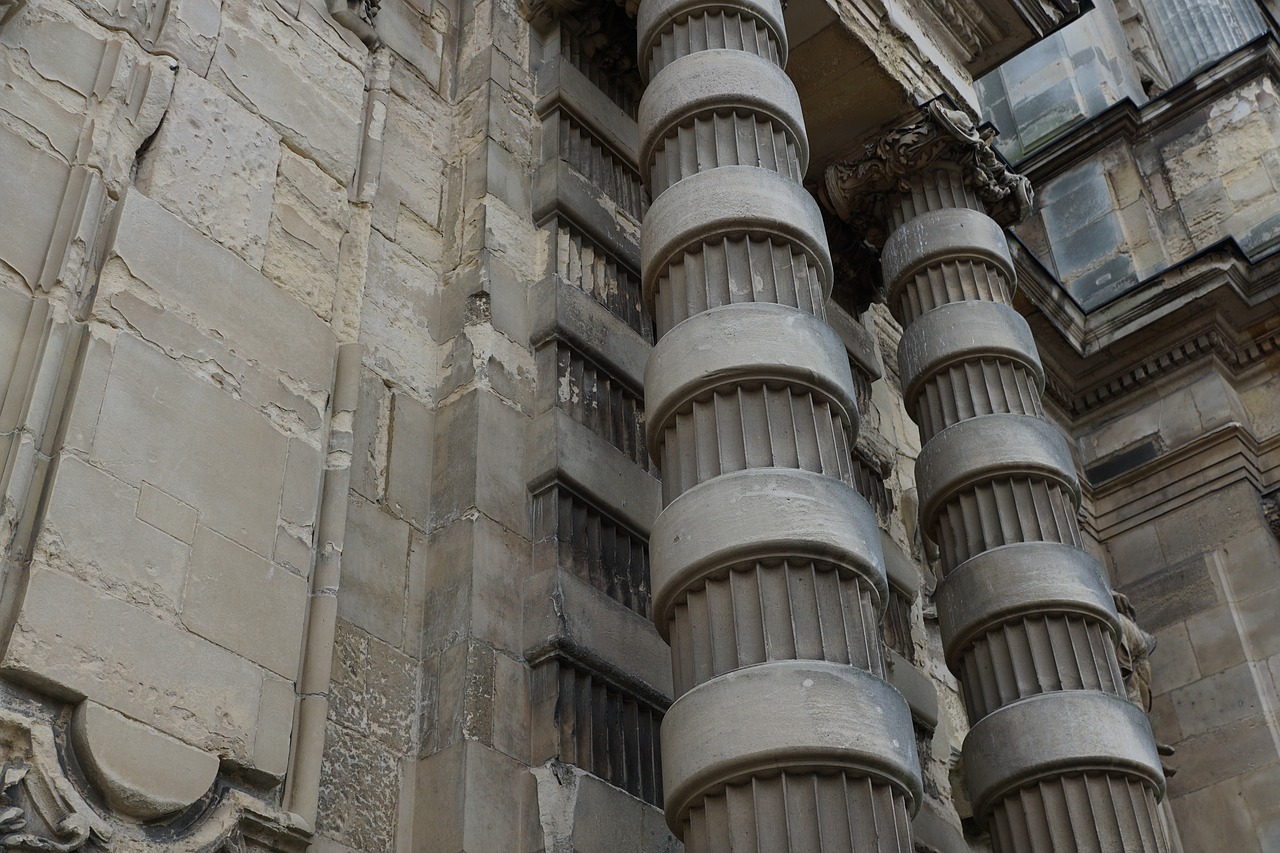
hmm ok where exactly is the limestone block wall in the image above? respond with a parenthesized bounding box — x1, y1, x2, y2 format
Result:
(1067, 361, 1280, 853)
(1012, 72, 1280, 308)
(0, 0, 450, 847)
(977, 0, 1146, 161)
(980, 0, 1280, 310)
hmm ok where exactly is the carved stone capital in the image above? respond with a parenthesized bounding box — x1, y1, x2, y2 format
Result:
(821, 100, 1033, 245)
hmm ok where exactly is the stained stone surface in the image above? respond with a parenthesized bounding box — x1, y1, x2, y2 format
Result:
(0, 0, 1277, 848)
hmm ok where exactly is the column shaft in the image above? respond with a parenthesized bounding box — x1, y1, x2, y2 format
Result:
(878, 161, 1168, 852)
(636, 0, 921, 848)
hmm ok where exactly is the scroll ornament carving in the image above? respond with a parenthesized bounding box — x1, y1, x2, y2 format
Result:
(821, 100, 1034, 246)
(0, 763, 93, 853)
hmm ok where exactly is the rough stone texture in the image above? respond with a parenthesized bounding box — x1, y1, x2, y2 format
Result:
(135, 69, 282, 268)
(1, 0, 1278, 848)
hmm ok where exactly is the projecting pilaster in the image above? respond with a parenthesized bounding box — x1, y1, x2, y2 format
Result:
(636, 0, 922, 848)
(824, 101, 1169, 853)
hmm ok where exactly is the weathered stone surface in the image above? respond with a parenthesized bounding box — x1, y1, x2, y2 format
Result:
(316, 720, 403, 852)
(136, 481, 199, 544)
(420, 512, 525, 657)
(71, 700, 219, 820)
(3, 568, 267, 763)
(386, 390, 434, 531)
(255, 674, 298, 776)
(413, 741, 525, 852)
(90, 334, 290, 559)
(210, 0, 365, 182)
(34, 455, 191, 612)
(101, 191, 337, 426)
(359, 231, 443, 398)
(135, 70, 281, 268)
(0, 130, 71, 286)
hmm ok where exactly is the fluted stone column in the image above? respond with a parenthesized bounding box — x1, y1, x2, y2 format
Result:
(824, 102, 1169, 852)
(636, 0, 922, 849)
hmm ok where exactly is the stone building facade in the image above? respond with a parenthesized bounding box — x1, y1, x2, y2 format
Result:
(0, 0, 1275, 848)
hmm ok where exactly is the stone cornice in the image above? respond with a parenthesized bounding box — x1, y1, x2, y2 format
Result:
(1078, 423, 1280, 541)
(1015, 237, 1280, 420)
(820, 99, 1033, 247)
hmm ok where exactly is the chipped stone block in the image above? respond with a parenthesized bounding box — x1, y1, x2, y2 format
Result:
(2, 568, 266, 764)
(350, 369, 391, 502)
(100, 191, 337, 441)
(37, 454, 192, 613)
(135, 70, 281, 268)
(359, 231, 443, 398)
(0, 131, 71, 286)
(371, 87, 451, 237)
(255, 674, 298, 777)
(210, 0, 365, 182)
(181, 525, 309, 680)
(60, 0, 222, 74)
(376, 0, 445, 89)
(262, 148, 352, 320)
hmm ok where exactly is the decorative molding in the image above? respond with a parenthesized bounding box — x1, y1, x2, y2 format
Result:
(821, 100, 1033, 247)
(523, 0, 634, 30)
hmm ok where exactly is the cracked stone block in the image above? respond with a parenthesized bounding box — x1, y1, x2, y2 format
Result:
(262, 148, 351, 320)
(0, 130, 70, 285)
(98, 190, 337, 447)
(210, 0, 365, 182)
(90, 334, 290, 559)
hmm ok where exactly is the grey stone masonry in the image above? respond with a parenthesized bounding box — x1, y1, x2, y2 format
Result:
(825, 101, 1169, 852)
(637, 0, 921, 848)
(1145, 0, 1266, 82)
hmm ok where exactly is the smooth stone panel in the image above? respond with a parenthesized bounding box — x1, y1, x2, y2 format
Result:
(72, 700, 219, 820)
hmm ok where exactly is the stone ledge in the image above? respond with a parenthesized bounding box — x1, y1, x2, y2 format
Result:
(523, 567, 673, 705)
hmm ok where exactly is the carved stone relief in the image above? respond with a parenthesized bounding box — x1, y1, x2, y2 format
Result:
(822, 99, 1034, 247)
